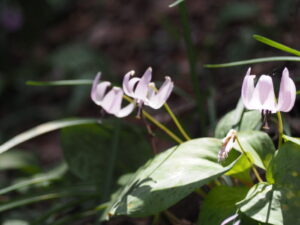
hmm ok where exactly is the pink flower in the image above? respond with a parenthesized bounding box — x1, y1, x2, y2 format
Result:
(241, 67, 296, 114)
(91, 73, 135, 118)
(122, 67, 174, 110)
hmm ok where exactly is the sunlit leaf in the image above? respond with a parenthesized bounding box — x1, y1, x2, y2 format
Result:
(238, 142, 300, 225)
(0, 118, 99, 155)
(204, 56, 300, 68)
(105, 138, 239, 217)
(253, 34, 300, 56)
(283, 135, 300, 145)
(235, 131, 275, 169)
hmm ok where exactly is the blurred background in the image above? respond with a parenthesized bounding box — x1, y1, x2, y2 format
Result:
(0, 0, 299, 223)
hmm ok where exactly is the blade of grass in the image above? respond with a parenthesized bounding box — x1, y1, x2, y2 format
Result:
(179, 2, 205, 131)
(0, 163, 67, 195)
(253, 34, 300, 56)
(204, 56, 300, 68)
(0, 118, 99, 154)
(169, 0, 185, 7)
(26, 80, 93, 86)
(0, 185, 98, 212)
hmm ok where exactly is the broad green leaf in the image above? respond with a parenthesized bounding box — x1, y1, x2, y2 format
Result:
(197, 186, 248, 225)
(0, 150, 39, 172)
(0, 163, 67, 195)
(61, 123, 152, 183)
(215, 106, 261, 138)
(26, 79, 92, 86)
(225, 154, 252, 184)
(0, 118, 99, 155)
(235, 131, 275, 169)
(237, 183, 283, 225)
(105, 138, 240, 217)
(169, 0, 184, 7)
(238, 142, 300, 225)
(253, 35, 300, 56)
(204, 56, 300, 68)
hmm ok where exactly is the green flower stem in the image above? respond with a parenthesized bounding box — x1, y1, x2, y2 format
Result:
(163, 103, 191, 141)
(235, 136, 263, 183)
(277, 111, 283, 148)
(123, 96, 183, 144)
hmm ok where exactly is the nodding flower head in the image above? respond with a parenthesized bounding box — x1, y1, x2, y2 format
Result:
(241, 67, 296, 115)
(91, 72, 135, 118)
(122, 67, 174, 112)
(218, 129, 237, 162)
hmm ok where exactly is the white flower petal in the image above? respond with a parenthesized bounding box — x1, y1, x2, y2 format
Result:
(134, 67, 152, 101)
(101, 87, 122, 114)
(241, 68, 256, 109)
(122, 70, 135, 97)
(116, 102, 136, 118)
(277, 67, 296, 112)
(147, 76, 174, 109)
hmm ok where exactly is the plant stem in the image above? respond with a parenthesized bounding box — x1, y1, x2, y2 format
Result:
(163, 103, 191, 140)
(164, 210, 183, 225)
(142, 110, 183, 144)
(277, 111, 283, 148)
(179, 2, 205, 131)
(123, 96, 183, 144)
(235, 136, 263, 183)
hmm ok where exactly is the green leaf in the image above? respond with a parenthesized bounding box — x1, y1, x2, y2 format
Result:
(0, 150, 39, 172)
(26, 79, 92, 86)
(60, 123, 152, 183)
(225, 154, 252, 184)
(282, 135, 300, 145)
(238, 142, 300, 225)
(0, 163, 67, 195)
(3, 220, 29, 225)
(0, 118, 99, 155)
(169, 0, 184, 7)
(204, 56, 300, 68)
(105, 138, 240, 217)
(215, 102, 261, 138)
(235, 131, 275, 169)
(197, 186, 248, 225)
(253, 35, 300, 56)
(237, 183, 283, 225)
(0, 185, 97, 212)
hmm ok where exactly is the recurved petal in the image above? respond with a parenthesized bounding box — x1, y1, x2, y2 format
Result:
(122, 70, 135, 97)
(134, 67, 152, 101)
(148, 76, 174, 109)
(220, 214, 239, 225)
(91, 72, 101, 103)
(277, 67, 296, 112)
(116, 102, 135, 118)
(101, 87, 122, 115)
(248, 75, 277, 112)
(241, 69, 256, 109)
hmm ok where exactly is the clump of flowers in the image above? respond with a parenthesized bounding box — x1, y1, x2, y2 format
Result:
(91, 68, 174, 118)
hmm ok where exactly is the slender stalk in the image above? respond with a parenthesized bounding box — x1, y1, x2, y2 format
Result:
(277, 111, 283, 148)
(163, 103, 191, 140)
(164, 210, 183, 225)
(123, 96, 183, 144)
(178, 3, 205, 131)
(142, 110, 183, 144)
(235, 136, 263, 183)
